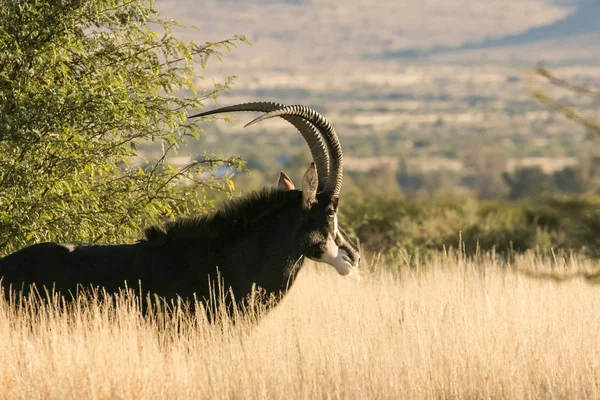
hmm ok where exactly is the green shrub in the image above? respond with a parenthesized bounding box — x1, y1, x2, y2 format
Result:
(0, 0, 246, 255)
(339, 191, 600, 258)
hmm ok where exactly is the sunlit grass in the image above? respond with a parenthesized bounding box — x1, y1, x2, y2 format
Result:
(1, 251, 600, 399)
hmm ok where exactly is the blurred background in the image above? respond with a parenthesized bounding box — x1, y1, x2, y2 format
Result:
(138, 0, 600, 256)
(152, 0, 600, 199)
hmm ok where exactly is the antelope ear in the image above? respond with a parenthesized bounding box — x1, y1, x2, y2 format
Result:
(302, 163, 318, 210)
(278, 171, 295, 191)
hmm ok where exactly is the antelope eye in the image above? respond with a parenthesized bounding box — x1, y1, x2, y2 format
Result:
(327, 209, 336, 218)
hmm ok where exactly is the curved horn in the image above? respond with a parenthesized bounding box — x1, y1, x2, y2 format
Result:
(189, 102, 330, 190)
(245, 105, 343, 198)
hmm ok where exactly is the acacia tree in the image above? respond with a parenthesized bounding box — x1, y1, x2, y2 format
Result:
(0, 0, 247, 255)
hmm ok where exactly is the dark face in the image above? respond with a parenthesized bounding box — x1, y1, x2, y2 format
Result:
(299, 193, 360, 275)
(278, 165, 361, 275)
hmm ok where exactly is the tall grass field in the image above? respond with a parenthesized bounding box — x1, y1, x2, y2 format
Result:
(1, 251, 599, 399)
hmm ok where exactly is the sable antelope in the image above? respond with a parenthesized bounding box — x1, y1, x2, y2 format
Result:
(0, 102, 360, 313)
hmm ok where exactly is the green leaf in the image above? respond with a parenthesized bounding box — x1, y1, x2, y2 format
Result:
(0, 0, 247, 254)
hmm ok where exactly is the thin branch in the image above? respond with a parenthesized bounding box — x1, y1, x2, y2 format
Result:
(532, 90, 600, 135)
(536, 67, 600, 99)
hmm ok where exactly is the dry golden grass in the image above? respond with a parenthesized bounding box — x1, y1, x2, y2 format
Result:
(1, 251, 600, 399)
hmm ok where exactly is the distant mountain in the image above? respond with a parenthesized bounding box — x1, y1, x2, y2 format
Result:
(215, 0, 304, 3)
(382, 0, 600, 59)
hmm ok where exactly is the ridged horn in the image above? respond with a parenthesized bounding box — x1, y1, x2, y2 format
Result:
(245, 105, 343, 198)
(189, 102, 330, 190)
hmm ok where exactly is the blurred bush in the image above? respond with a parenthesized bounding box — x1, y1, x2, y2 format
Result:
(338, 191, 600, 258)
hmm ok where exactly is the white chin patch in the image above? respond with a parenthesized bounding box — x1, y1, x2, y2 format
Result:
(309, 251, 352, 275)
(329, 253, 352, 276)
(318, 239, 353, 276)
(310, 215, 356, 277)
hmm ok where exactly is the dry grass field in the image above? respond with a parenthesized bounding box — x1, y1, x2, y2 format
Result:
(1, 251, 600, 399)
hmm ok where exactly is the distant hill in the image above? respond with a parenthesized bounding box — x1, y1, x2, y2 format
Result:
(156, 0, 569, 72)
(382, 0, 600, 59)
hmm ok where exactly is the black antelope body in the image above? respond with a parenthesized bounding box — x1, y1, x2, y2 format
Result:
(0, 102, 360, 313)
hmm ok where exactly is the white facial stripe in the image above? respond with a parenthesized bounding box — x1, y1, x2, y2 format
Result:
(333, 214, 338, 237)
